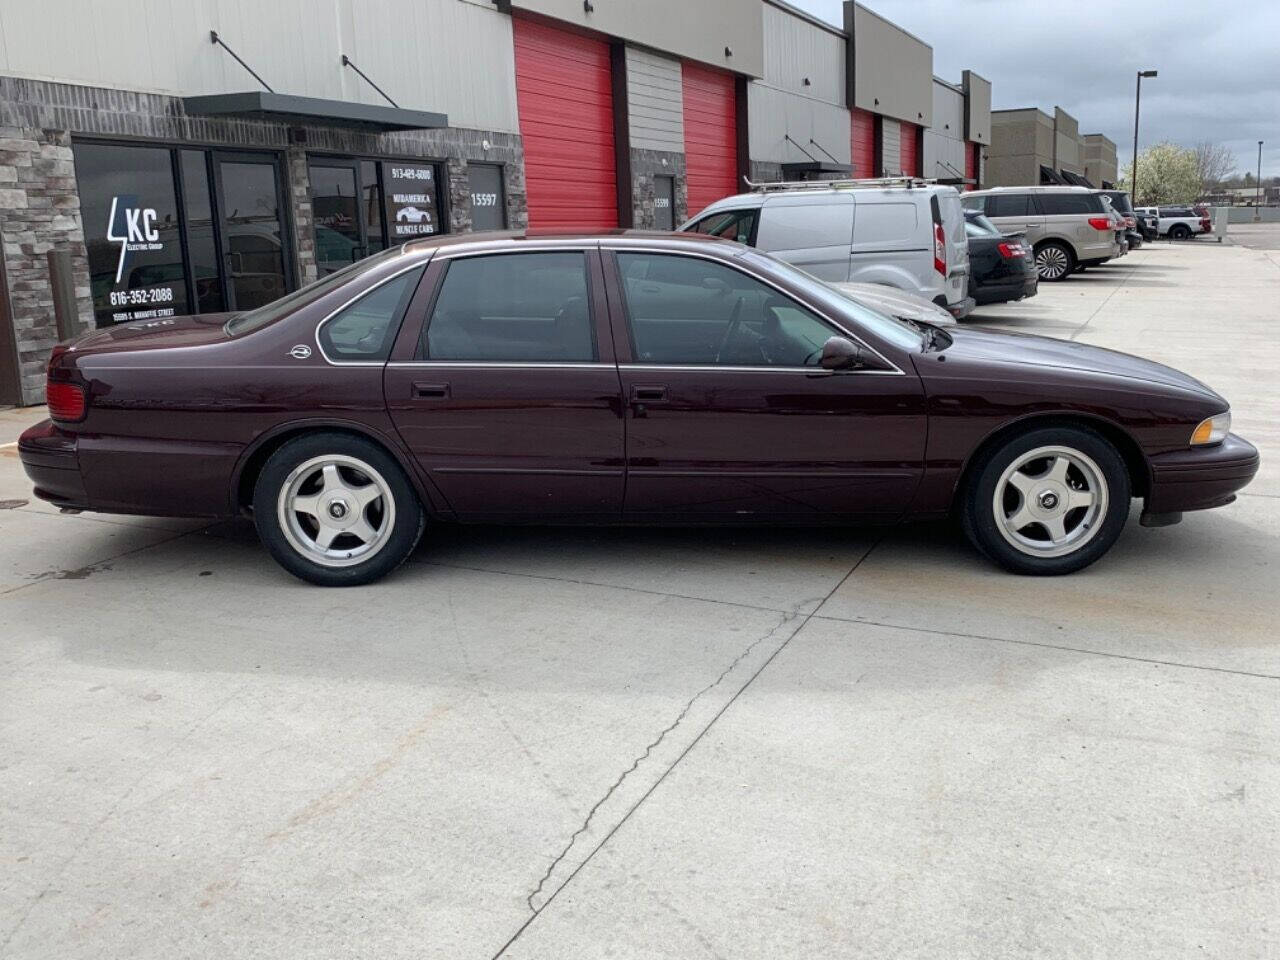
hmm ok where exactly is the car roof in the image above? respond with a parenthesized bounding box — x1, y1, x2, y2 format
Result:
(400, 229, 742, 259)
(969, 185, 1097, 195)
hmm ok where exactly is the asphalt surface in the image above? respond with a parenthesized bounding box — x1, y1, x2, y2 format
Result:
(1, 235, 1277, 959)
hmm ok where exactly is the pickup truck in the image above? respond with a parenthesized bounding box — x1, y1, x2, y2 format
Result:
(1135, 205, 1212, 240)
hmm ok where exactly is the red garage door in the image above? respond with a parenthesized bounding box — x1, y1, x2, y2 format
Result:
(899, 121, 919, 177)
(850, 108, 875, 179)
(682, 62, 738, 214)
(513, 18, 617, 228)
(965, 141, 979, 189)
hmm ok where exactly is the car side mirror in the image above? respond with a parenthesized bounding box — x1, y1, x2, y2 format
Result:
(820, 336, 863, 371)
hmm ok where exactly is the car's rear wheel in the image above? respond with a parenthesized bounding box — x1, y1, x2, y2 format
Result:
(253, 432, 424, 586)
(1034, 241, 1074, 281)
(1169, 223, 1191, 240)
(961, 425, 1131, 575)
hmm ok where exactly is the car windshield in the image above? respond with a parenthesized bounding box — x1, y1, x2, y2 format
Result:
(225, 246, 406, 335)
(736, 248, 927, 352)
(965, 213, 1001, 237)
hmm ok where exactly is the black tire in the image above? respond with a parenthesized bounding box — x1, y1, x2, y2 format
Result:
(1034, 241, 1075, 282)
(960, 425, 1132, 575)
(253, 431, 425, 586)
(1169, 224, 1191, 240)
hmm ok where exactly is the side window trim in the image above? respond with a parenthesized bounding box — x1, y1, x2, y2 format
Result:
(312, 262, 427, 365)
(413, 248, 602, 364)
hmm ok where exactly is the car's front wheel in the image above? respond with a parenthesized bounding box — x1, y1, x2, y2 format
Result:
(253, 432, 424, 586)
(961, 425, 1131, 575)
(1034, 241, 1075, 281)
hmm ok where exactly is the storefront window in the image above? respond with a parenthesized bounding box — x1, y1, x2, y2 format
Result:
(73, 140, 293, 324)
(74, 142, 190, 326)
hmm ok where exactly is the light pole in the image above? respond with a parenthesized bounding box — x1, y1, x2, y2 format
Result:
(1256, 141, 1264, 222)
(1132, 69, 1157, 204)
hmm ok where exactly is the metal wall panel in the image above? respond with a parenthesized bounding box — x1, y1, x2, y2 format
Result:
(0, 0, 520, 132)
(747, 84, 852, 166)
(880, 117, 901, 175)
(845, 2, 932, 127)
(962, 70, 991, 145)
(507, 0, 764, 78)
(923, 79, 966, 180)
(761, 2, 845, 106)
(625, 47, 684, 154)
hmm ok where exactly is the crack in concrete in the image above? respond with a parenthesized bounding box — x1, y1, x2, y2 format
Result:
(522, 608, 799, 914)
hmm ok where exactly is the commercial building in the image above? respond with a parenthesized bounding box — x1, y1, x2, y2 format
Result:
(985, 105, 1118, 189)
(0, 0, 992, 405)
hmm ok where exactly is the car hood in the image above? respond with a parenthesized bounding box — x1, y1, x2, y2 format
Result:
(938, 327, 1222, 400)
(829, 282, 956, 327)
(65, 313, 236, 356)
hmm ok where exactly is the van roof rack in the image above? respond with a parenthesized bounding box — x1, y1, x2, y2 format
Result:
(743, 175, 940, 193)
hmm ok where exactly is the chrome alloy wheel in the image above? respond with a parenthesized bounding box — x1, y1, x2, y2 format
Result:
(993, 445, 1108, 559)
(1035, 245, 1070, 280)
(276, 455, 396, 568)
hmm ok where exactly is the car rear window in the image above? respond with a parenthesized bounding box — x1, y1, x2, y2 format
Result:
(1104, 191, 1134, 215)
(965, 214, 1001, 237)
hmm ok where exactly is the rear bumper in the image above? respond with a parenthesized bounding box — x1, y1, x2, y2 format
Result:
(1145, 434, 1260, 515)
(973, 275, 1038, 305)
(18, 419, 88, 508)
(945, 296, 976, 320)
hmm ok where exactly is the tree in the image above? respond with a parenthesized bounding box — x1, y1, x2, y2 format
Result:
(1121, 142, 1200, 205)
(1193, 141, 1236, 194)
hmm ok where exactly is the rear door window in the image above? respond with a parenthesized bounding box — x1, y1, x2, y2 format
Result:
(986, 194, 1032, 218)
(422, 252, 595, 361)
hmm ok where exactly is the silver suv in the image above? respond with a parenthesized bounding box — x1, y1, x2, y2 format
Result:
(681, 179, 974, 318)
(962, 186, 1120, 281)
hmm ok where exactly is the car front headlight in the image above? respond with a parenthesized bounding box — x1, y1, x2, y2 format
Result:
(1191, 411, 1231, 446)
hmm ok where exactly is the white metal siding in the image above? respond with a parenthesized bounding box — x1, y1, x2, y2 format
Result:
(0, 0, 520, 132)
(923, 80, 965, 179)
(761, 3, 844, 106)
(625, 47, 684, 153)
(747, 83, 851, 166)
(880, 117, 901, 174)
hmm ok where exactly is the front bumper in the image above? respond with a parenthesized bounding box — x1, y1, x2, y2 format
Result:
(1144, 433, 1260, 516)
(18, 419, 88, 508)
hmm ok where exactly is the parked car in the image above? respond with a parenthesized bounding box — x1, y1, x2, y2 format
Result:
(681, 178, 975, 319)
(963, 186, 1119, 281)
(21, 231, 1257, 585)
(1102, 197, 1128, 259)
(1100, 190, 1144, 249)
(1135, 205, 1212, 240)
(963, 210, 1038, 305)
(828, 281, 956, 326)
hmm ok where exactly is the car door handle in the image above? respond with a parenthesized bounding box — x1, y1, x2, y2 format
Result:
(631, 385, 668, 403)
(412, 381, 450, 398)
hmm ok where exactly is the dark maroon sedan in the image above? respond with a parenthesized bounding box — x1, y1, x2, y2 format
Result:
(20, 231, 1258, 585)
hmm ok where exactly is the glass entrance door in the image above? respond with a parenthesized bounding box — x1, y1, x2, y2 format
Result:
(214, 155, 291, 310)
(309, 160, 366, 276)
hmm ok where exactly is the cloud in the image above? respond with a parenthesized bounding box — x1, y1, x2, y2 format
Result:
(785, 0, 1277, 176)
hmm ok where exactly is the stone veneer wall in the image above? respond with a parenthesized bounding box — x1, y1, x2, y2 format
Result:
(629, 148, 686, 228)
(0, 76, 525, 404)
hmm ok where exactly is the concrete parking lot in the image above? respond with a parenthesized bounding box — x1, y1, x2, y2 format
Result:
(2, 233, 1278, 959)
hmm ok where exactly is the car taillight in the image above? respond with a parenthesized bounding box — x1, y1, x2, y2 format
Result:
(933, 222, 946, 276)
(46, 381, 87, 422)
(997, 241, 1024, 259)
(1087, 216, 1112, 231)
(1201, 217, 1212, 231)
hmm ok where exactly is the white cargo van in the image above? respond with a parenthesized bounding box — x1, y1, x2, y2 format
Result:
(680, 177, 974, 318)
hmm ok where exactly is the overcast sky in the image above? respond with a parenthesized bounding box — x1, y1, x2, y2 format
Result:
(788, 0, 1278, 178)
